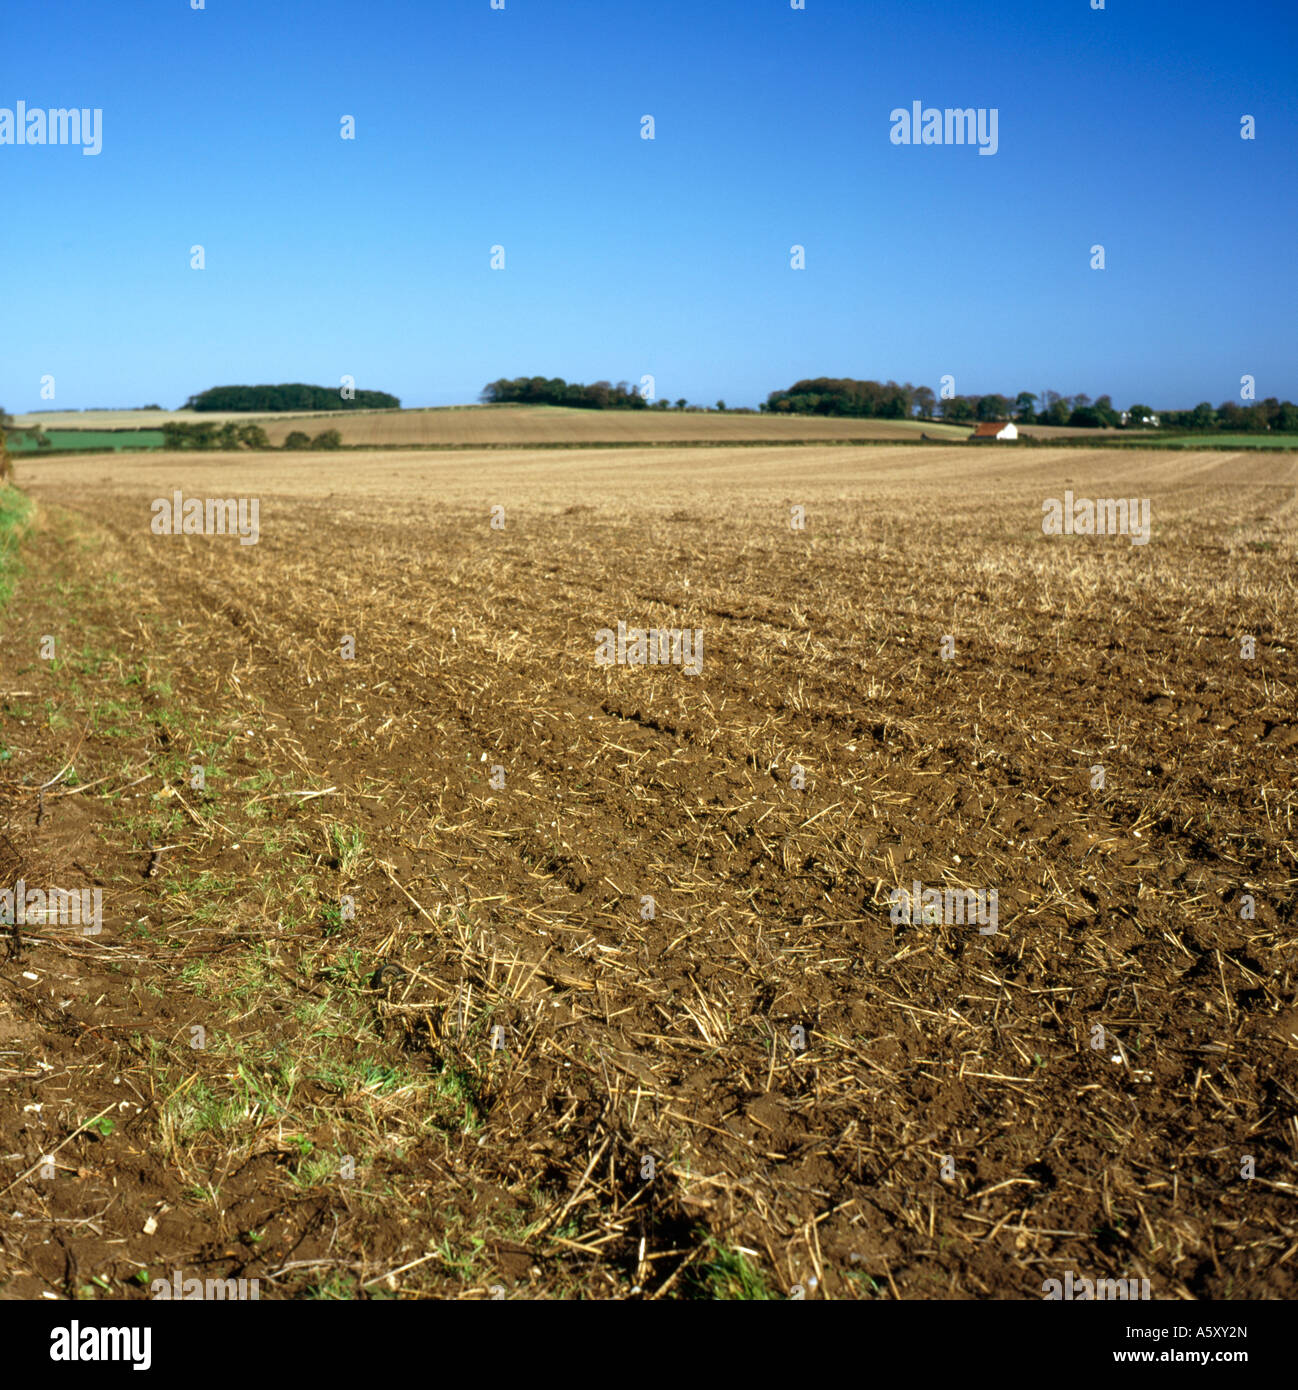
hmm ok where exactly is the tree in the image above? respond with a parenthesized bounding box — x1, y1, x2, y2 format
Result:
(675, 399, 687, 411)
(162, 420, 220, 449)
(1126, 403, 1155, 427)
(1045, 395, 1071, 426)
(913, 386, 936, 419)
(1093, 395, 1119, 427)
(715, 400, 726, 412)
(942, 396, 974, 422)
(976, 393, 1010, 422)
(0, 405, 12, 481)
(1188, 401, 1217, 430)
(1013, 392, 1037, 422)
(310, 429, 343, 449)
(283, 431, 311, 450)
(237, 424, 270, 449)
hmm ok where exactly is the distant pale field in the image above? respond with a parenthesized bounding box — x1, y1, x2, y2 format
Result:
(267, 407, 979, 447)
(12, 404, 982, 445)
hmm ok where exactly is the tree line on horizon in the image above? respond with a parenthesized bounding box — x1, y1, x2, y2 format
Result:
(7, 380, 1297, 439)
(483, 376, 1297, 430)
(760, 378, 1298, 432)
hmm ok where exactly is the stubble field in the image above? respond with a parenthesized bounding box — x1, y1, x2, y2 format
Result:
(0, 444, 1294, 1300)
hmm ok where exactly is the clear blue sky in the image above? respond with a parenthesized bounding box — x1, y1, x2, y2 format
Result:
(3, 0, 1295, 413)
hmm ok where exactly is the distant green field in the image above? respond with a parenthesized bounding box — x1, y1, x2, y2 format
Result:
(1122, 433, 1298, 449)
(7, 428, 165, 453)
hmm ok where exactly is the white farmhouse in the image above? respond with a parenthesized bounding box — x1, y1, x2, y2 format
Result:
(969, 420, 1018, 441)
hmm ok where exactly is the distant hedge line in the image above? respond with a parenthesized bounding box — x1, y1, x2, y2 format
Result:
(162, 421, 342, 451)
(185, 384, 400, 412)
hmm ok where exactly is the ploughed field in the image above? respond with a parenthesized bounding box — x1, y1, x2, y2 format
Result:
(0, 445, 1294, 1300)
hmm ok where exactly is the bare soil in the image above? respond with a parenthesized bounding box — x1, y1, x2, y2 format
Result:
(1, 445, 1294, 1300)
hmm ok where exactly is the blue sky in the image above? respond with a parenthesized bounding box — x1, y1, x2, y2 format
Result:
(3, 0, 1295, 413)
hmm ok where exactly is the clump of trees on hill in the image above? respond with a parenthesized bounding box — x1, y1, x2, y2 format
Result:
(481, 379, 763, 411)
(760, 378, 1298, 431)
(481, 378, 650, 409)
(185, 384, 400, 412)
(762, 378, 923, 420)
